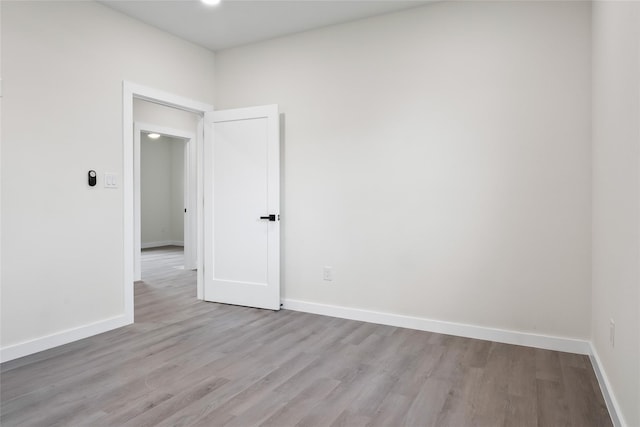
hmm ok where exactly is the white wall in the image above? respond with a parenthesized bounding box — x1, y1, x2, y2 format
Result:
(141, 136, 172, 245)
(215, 1, 592, 339)
(140, 135, 185, 247)
(591, 2, 640, 426)
(0, 1, 214, 350)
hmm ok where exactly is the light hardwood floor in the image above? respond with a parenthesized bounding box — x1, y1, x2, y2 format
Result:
(1, 246, 612, 426)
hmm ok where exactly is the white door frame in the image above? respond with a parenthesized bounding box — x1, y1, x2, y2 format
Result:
(123, 81, 213, 323)
(133, 122, 196, 281)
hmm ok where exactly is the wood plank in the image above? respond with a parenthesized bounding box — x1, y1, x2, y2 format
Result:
(0, 246, 613, 427)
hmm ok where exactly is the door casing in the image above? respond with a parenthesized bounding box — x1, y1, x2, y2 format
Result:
(123, 81, 213, 323)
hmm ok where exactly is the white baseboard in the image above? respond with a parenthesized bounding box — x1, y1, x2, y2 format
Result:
(0, 315, 130, 363)
(281, 299, 591, 355)
(282, 300, 626, 422)
(141, 240, 184, 249)
(589, 344, 625, 427)
(0, 297, 622, 427)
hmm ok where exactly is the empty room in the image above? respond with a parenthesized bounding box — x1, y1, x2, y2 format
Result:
(1, 0, 638, 426)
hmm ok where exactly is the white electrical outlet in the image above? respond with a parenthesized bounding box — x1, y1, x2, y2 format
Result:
(323, 266, 333, 281)
(609, 319, 615, 348)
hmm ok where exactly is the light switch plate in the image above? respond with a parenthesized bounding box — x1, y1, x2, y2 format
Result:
(104, 173, 118, 188)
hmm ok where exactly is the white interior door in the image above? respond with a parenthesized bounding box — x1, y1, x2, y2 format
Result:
(203, 105, 280, 310)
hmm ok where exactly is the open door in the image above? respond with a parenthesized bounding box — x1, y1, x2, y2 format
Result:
(203, 105, 280, 310)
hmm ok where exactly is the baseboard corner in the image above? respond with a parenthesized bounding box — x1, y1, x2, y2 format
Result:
(588, 343, 626, 427)
(141, 240, 184, 249)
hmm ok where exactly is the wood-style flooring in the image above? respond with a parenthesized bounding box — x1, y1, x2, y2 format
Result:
(1, 246, 612, 426)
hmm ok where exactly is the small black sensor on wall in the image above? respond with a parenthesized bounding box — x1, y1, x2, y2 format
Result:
(88, 170, 97, 187)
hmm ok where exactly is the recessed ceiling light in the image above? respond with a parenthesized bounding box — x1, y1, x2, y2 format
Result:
(202, 0, 221, 6)
(148, 133, 161, 139)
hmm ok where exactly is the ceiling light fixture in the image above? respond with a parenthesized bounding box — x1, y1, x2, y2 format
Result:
(147, 133, 161, 139)
(201, 0, 221, 6)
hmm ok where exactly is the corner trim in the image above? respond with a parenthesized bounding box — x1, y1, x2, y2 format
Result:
(0, 315, 130, 363)
(281, 299, 591, 354)
(589, 344, 626, 427)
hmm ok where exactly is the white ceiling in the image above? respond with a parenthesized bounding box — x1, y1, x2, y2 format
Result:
(99, 0, 432, 52)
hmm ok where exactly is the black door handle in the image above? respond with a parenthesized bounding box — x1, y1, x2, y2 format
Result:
(259, 214, 277, 221)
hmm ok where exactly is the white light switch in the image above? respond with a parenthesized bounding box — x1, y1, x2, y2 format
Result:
(104, 173, 118, 188)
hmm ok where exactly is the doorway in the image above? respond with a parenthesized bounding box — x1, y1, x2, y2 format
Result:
(139, 133, 186, 256)
(134, 122, 196, 283)
(124, 82, 213, 323)
(123, 82, 281, 324)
